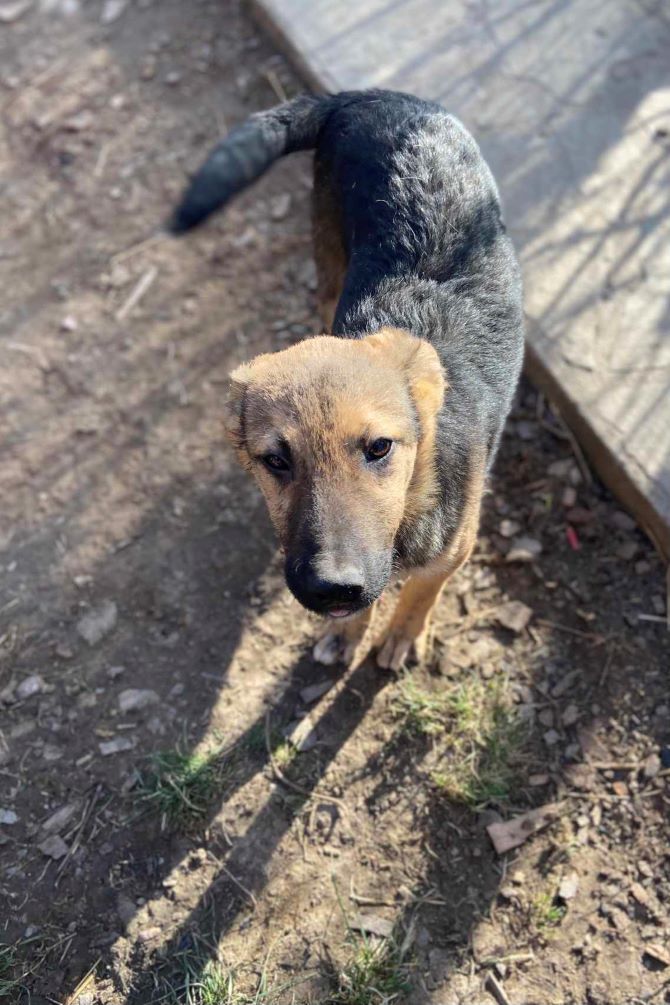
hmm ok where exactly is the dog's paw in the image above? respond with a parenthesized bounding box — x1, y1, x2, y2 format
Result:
(375, 628, 428, 671)
(375, 634, 414, 671)
(312, 631, 358, 667)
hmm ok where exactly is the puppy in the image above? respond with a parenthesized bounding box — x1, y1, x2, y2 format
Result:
(170, 89, 524, 669)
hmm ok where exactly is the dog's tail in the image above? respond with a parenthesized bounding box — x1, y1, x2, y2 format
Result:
(168, 94, 333, 234)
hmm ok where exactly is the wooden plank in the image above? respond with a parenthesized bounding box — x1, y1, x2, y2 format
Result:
(250, 0, 670, 560)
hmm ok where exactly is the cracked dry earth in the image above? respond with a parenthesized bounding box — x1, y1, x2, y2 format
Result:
(1, 2, 669, 1004)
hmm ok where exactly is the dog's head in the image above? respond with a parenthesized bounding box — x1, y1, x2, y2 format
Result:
(225, 327, 445, 618)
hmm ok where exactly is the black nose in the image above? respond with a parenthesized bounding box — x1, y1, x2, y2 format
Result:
(286, 560, 365, 613)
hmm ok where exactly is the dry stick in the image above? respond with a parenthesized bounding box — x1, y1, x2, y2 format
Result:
(536, 617, 604, 643)
(262, 66, 288, 103)
(115, 265, 158, 322)
(486, 972, 513, 1005)
(111, 232, 165, 265)
(264, 710, 346, 815)
(537, 392, 593, 486)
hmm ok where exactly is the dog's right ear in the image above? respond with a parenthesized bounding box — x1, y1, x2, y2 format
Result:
(223, 363, 252, 449)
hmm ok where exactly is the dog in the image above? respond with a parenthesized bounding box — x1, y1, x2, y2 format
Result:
(169, 89, 524, 670)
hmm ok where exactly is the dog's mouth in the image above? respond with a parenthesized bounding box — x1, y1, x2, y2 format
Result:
(326, 606, 357, 619)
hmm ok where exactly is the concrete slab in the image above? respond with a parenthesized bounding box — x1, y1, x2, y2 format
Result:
(251, 0, 670, 560)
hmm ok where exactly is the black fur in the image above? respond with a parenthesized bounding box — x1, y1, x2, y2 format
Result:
(170, 89, 524, 572)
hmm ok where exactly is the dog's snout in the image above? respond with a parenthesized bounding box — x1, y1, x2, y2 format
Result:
(285, 556, 368, 614)
(307, 566, 365, 608)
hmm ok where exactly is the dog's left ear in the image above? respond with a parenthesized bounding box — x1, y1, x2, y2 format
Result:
(365, 327, 446, 417)
(224, 363, 252, 448)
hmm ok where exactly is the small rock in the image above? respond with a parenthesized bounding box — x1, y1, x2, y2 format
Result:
(138, 926, 161, 943)
(561, 486, 577, 508)
(635, 560, 651, 575)
(0, 0, 33, 22)
(270, 193, 291, 220)
(498, 518, 520, 538)
(99, 736, 134, 756)
(283, 717, 318, 752)
(629, 882, 650, 907)
(548, 458, 573, 479)
(100, 0, 127, 23)
(539, 708, 554, 727)
(642, 753, 661, 780)
(543, 729, 560, 746)
(528, 773, 550, 786)
(0, 809, 18, 825)
(63, 110, 93, 132)
(616, 540, 638, 561)
(515, 420, 535, 440)
(38, 834, 69, 860)
(118, 688, 159, 713)
(140, 55, 157, 80)
(60, 315, 78, 332)
(42, 802, 78, 834)
(562, 704, 579, 727)
(108, 665, 125, 678)
(165, 70, 181, 86)
(643, 944, 670, 969)
(496, 600, 532, 633)
(611, 510, 636, 532)
(558, 871, 579, 901)
(350, 914, 393, 938)
(299, 680, 332, 704)
(612, 780, 629, 797)
(77, 600, 117, 645)
(506, 536, 542, 563)
(486, 802, 561, 854)
(16, 674, 45, 700)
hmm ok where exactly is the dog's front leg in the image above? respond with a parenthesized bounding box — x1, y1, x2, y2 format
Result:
(312, 604, 375, 668)
(375, 568, 449, 671)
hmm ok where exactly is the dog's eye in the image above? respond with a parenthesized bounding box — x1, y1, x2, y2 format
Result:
(365, 438, 393, 462)
(262, 453, 290, 474)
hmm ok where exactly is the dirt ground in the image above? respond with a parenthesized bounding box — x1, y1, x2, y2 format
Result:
(1, 2, 669, 1004)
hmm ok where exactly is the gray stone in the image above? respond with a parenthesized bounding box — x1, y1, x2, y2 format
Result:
(77, 601, 117, 646)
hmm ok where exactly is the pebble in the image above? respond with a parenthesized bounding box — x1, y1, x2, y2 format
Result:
(118, 688, 159, 713)
(616, 540, 638, 561)
(165, 70, 182, 86)
(38, 834, 69, 860)
(506, 536, 542, 563)
(16, 674, 45, 700)
(562, 704, 579, 727)
(100, 0, 128, 23)
(108, 665, 125, 679)
(60, 315, 78, 332)
(548, 458, 573, 479)
(561, 486, 577, 508)
(642, 753, 661, 779)
(543, 728, 560, 746)
(498, 518, 520, 538)
(351, 913, 394, 938)
(558, 871, 579, 900)
(0, 1, 33, 22)
(42, 802, 78, 834)
(0, 809, 18, 825)
(611, 510, 636, 532)
(99, 736, 134, 756)
(528, 773, 550, 786)
(496, 600, 532, 633)
(635, 560, 651, 575)
(77, 600, 117, 646)
(138, 926, 161, 943)
(270, 193, 291, 220)
(539, 708, 554, 727)
(299, 680, 332, 705)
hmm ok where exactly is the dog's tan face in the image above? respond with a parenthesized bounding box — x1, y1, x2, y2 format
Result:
(225, 328, 445, 617)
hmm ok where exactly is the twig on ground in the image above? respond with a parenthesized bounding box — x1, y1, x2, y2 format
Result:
(115, 265, 158, 321)
(536, 618, 605, 644)
(262, 66, 287, 102)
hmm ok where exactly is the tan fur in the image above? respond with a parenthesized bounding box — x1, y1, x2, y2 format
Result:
(376, 451, 486, 670)
(312, 169, 347, 333)
(225, 329, 445, 561)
